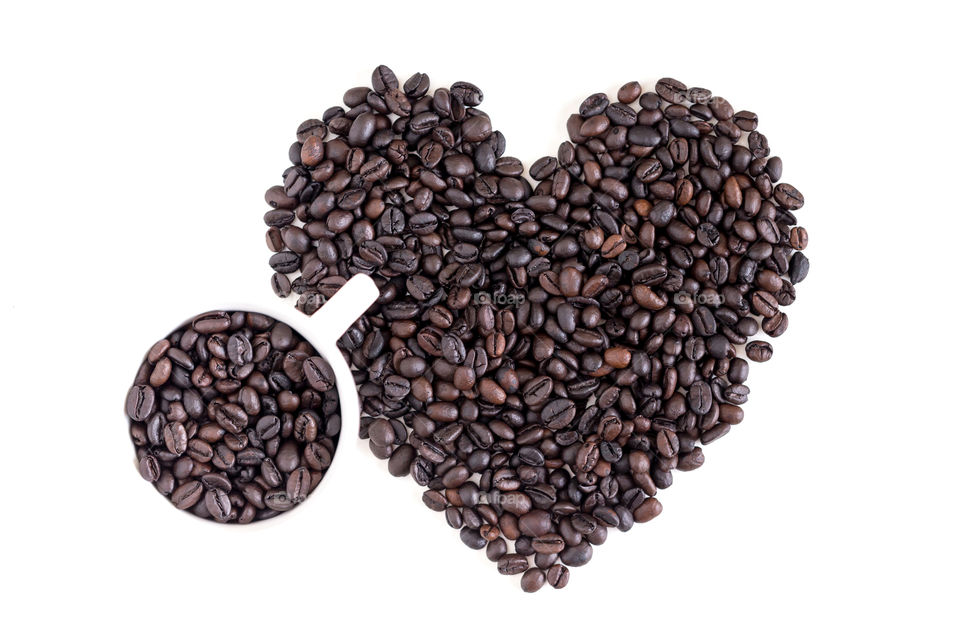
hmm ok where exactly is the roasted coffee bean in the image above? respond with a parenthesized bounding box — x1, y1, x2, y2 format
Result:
(371, 65, 398, 93)
(171, 480, 203, 510)
(204, 488, 232, 522)
(633, 497, 663, 523)
(460, 527, 487, 550)
(648, 201, 676, 227)
(655, 77, 688, 103)
(789, 252, 810, 283)
(264, 488, 295, 511)
(269, 251, 300, 274)
(542, 399, 576, 429)
(546, 564, 570, 589)
(138, 455, 161, 482)
(192, 311, 231, 334)
(162, 421, 188, 456)
(687, 380, 713, 415)
(521, 568, 546, 593)
(125, 385, 155, 421)
(560, 542, 593, 567)
(774, 183, 804, 210)
(303, 356, 335, 391)
(789, 227, 809, 251)
(127, 311, 338, 523)
(532, 533, 565, 554)
(227, 334, 253, 365)
(746, 340, 774, 362)
(497, 554, 529, 575)
(286, 467, 311, 504)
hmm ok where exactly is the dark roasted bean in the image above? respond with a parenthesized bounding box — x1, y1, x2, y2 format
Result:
(746, 340, 774, 362)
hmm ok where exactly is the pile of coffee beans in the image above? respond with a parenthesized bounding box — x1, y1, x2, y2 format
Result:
(262, 66, 807, 588)
(126, 311, 340, 523)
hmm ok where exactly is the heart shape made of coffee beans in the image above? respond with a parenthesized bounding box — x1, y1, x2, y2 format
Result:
(262, 65, 808, 591)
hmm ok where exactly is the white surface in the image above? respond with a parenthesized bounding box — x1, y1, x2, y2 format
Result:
(1, 1, 957, 638)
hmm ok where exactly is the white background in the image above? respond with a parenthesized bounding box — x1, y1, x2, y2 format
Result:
(2, 1, 957, 638)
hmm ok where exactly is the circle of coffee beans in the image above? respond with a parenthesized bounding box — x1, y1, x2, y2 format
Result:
(262, 66, 807, 588)
(125, 310, 340, 523)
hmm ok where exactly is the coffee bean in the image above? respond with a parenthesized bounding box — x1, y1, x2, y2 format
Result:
(648, 200, 676, 227)
(297, 118, 327, 142)
(303, 356, 335, 391)
(201, 473, 232, 492)
(192, 311, 231, 334)
(171, 480, 203, 510)
(789, 227, 809, 251)
(371, 65, 398, 93)
(763, 311, 789, 338)
(627, 125, 661, 147)
(264, 488, 295, 511)
(441, 334, 466, 364)
(138, 455, 160, 482)
(617, 81, 642, 103)
(387, 444, 416, 477)
(204, 488, 232, 522)
(656, 430, 680, 457)
(286, 467, 311, 504)
(752, 290, 779, 317)
(520, 568, 546, 593)
(125, 385, 155, 421)
(687, 380, 713, 416)
(541, 399, 576, 429)
(162, 421, 188, 456)
(497, 554, 529, 576)
(774, 183, 804, 210)
(546, 564, 570, 589)
(733, 110, 758, 131)
(559, 542, 593, 567)
(746, 340, 774, 362)
(789, 252, 810, 283)
(305, 442, 333, 471)
(460, 527, 487, 550)
(227, 334, 253, 365)
(531, 533, 565, 554)
(656, 79, 687, 104)
(633, 498, 663, 523)
(269, 251, 300, 274)
(450, 81, 483, 106)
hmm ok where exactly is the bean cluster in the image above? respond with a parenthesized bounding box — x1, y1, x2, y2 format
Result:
(262, 66, 807, 588)
(126, 311, 340, 523)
